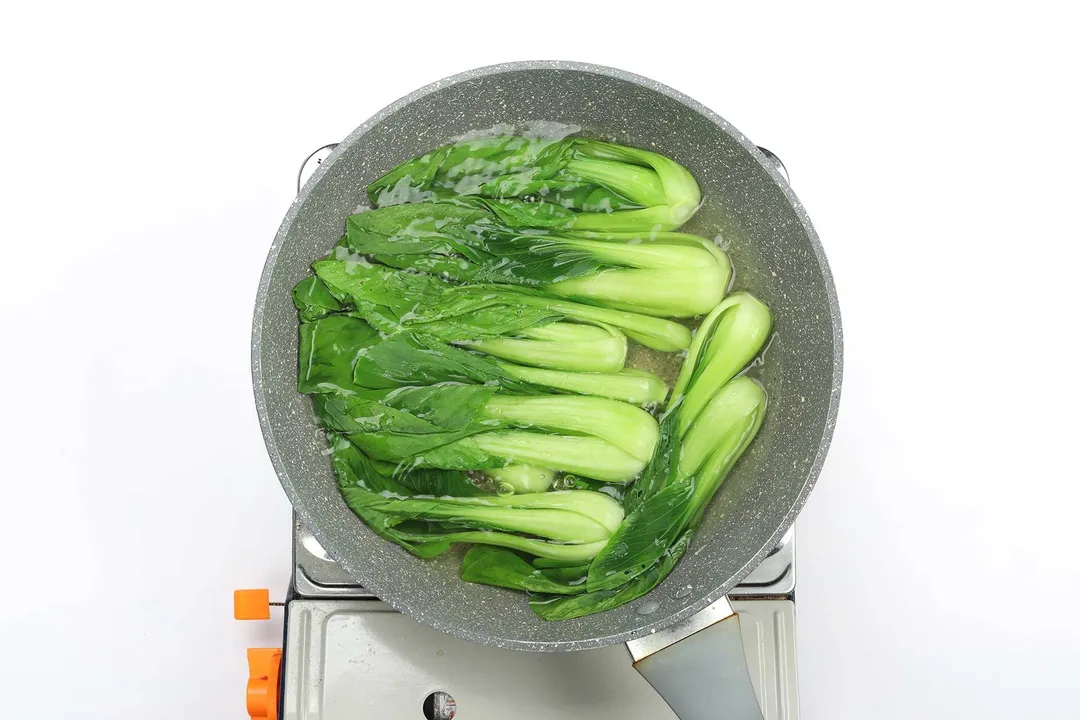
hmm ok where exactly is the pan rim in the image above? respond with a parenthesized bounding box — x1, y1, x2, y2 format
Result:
(251, 60, 843, 651)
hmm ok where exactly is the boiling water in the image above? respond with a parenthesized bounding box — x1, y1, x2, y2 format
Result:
(626, 326, 694, 389)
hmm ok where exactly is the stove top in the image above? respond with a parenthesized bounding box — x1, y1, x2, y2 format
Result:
(284, 518, 798, 720)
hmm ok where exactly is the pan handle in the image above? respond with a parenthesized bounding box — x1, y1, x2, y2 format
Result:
(755, 146, 790, 184)
(296, 143, 340, 195)
(627, 597, 763, 720)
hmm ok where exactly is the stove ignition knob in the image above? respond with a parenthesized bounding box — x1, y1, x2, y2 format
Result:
(234, 588, 271, 620)
(245, 648, 282, 720)
(234, 589, 281, 720)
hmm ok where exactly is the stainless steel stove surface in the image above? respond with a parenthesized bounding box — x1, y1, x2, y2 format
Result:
(283, 519, 798, 720)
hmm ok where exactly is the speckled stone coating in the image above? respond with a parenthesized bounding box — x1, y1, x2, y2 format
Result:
(252, 61, 843, 651)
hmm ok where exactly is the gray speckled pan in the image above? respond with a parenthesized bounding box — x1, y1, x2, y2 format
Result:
(252, 61, 842, 651)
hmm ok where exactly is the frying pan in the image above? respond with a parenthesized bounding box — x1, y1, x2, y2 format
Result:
(253, 61, 842, 716)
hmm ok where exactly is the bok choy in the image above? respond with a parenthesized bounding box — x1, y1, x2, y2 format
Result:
(330, 432, 624, 561)
(669, 292, 773, 434)
(368, 136, 701, 232)
(524, 376, 767, 618)
(296, 312, 666, 406)
(464, 291, 773, 618)
(345, 203, 731, 317)
(460, 546, 589, 595)
(331, 433, 624, 562)
(313, 259, 691, 352)
(313, 383, 659, 483)
(343, 488, 624, 563)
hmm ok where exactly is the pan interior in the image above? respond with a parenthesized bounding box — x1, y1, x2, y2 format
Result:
(254, 63, 840, 651)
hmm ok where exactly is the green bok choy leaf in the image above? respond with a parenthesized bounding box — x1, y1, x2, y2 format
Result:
(327, 433, 487, 558)
(584, 377, 766, 592)
(461, 546, 589, 595)
(313, 383, 659, 483)
(345, 203, 730, 317)
(625, 292, 773, 509)
(529, 531, 693, 620)
(297, 313, 666, 406)
(313, 259, 692, 351)
(367, 136, 701, 232)
(342, 486, 625, 563)
(531, 292, 772, 615)
(330, 433, 622, 562)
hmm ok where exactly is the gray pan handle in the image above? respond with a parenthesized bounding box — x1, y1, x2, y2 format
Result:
(627, 598, 763, 720)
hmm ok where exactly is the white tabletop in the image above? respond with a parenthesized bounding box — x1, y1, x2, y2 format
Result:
(2, 3, 1078, 718)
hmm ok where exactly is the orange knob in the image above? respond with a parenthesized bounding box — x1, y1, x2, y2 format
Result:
(234, 589, 271, 620)
(246, 648, 281, 720)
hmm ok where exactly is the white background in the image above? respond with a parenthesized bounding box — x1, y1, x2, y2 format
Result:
(2, 2, 1078, 718)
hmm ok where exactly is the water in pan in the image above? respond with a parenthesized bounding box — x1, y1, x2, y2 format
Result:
(451, 120, 581, 143)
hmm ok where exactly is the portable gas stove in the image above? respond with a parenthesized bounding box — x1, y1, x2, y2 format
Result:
(235, 143, 802, 720)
